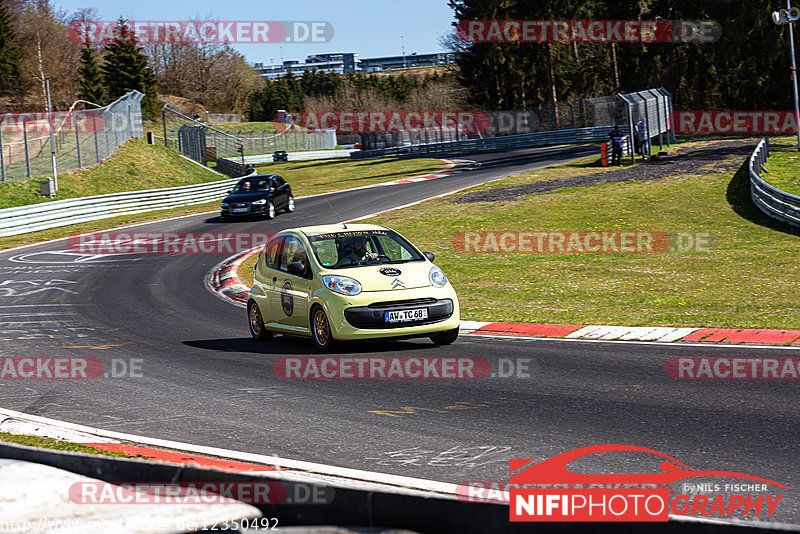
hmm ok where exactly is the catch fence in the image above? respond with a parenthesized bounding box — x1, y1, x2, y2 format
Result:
(0, 91, 144, 183)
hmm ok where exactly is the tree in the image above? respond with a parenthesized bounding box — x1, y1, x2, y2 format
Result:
(78, 39, 105, 104)
(0, 0, 23, 99)
(102, 18, 158, 117)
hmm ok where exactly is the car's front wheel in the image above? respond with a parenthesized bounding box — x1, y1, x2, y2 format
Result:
(311, 306, 336, 351)
(265, 201, 276, 220)
(248, 300, 273, 341)
(430, 327, 459, 346)
(285, 195, 295, 213)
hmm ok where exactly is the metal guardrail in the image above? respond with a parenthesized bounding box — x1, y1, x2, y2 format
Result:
(350, 126, 630, 159)
(749, 137, 800, 227)
(0, 174, 253, 237)
(240, 149, 355, 164)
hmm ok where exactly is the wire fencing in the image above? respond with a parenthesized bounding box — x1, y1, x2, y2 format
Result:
(162, 106, 336, 169)
(0, 91, 144, 183)
(356, 88, 673, 162)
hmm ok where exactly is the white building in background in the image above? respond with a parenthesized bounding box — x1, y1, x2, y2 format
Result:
(254, 53, 359, 80)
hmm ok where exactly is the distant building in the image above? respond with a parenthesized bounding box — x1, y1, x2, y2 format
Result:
(255, 51, 454, 80)
(359, 52, 455, 71)
(256, 53, 358, 80)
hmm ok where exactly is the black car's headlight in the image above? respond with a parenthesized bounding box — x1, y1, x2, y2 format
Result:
(221, 202, 229, 207)
(251, 199, 267, 205)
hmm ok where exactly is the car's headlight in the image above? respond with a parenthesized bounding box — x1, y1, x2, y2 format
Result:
(429, 266, 447, 287)
(323, 275, 362, 296)
(220, 202, 229, 207)
(251, 199, 267, 205)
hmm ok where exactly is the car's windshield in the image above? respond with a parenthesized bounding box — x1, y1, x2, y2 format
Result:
(308, 229, 424, 268)
(230, 177, 271, 194)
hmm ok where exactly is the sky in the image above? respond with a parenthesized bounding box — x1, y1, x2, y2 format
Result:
(54, 0, 457, 64)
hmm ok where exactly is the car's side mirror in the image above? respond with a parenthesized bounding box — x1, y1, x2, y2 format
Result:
(423, 251, 435, 262)
(287, 261, 305, 276)
(227, 190, 232, 194)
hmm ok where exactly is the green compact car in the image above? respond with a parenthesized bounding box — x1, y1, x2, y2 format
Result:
(246, 224, 460, 351)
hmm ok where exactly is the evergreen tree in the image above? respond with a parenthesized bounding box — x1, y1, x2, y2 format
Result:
(101, 19, 158, 117)
(78, 40, 106, 104)
(0, 0, 23, 99)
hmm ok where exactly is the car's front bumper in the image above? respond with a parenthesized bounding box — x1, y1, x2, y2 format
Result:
(319, 285, 460, 340)
(221, 205, 268, 217)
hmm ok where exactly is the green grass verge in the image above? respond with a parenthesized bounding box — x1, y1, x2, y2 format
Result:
(0, 431, 127, 458)
(214, 121, 281, 132)
(757, 136, 800, 197)
(239, 253, 258, 288)
(363, 139, 800, 330)
(254, 158, 446, 197)
(0, 138, 224, 210)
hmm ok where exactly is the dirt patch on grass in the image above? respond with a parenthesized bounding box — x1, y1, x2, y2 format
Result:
(454, 139, 757, 203)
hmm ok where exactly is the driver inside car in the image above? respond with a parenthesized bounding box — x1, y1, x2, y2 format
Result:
(338, 236, 372, 265)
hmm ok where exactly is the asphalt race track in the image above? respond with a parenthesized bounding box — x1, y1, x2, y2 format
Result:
(1, 144, 798, 527)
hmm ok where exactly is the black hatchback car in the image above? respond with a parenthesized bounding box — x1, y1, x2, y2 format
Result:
(220, 175, 295, 220)
(273, 150, 288, 162)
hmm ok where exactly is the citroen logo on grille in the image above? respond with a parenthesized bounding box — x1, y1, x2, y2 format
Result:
(391, 278, 405, 289)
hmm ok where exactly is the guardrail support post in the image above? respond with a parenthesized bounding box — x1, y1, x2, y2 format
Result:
(74, 115, 83, 169)
(22, 120, 31, 178)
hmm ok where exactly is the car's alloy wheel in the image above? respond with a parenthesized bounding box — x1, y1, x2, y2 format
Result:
(266, 201, 276, 220)
(430, 327, 459, 346)
(286, 195, 295, 212)
(312, 307, 335, 351)
(248, 301, 272, 340)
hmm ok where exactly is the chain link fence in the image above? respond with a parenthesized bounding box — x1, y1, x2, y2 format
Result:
(0, 91, 144, 183)
(162, 106, 337, 166)
(356, 88, 672, 160)
(233, 128, 337, 154)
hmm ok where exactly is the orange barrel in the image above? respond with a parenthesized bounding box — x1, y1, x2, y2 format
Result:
(601, 142, 608, 166)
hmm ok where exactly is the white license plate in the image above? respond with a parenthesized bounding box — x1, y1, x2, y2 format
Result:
(385, 308, 428, 323)
(232, 207, 249, 213)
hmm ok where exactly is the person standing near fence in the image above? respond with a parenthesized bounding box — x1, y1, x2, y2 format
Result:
(609, 126, 625, 166)
(635, 118, 649, 160)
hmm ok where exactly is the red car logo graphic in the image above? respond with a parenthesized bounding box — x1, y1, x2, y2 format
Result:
(510, 444, 786, 487)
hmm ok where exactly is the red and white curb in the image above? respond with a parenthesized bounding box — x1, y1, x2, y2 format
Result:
(461, 321, 800, 347)
(206, 248, 258, 308)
